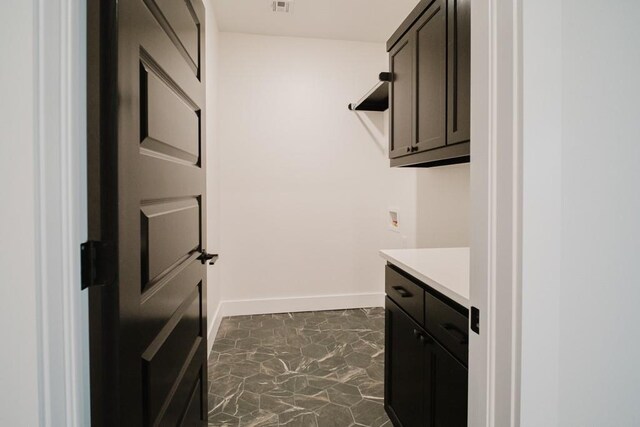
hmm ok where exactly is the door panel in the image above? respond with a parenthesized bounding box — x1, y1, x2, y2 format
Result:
(142, 286, 202, 426)
(140, 257, 202, 350)
(385, 298, 425, 427)
(447, 0, 471, 145)
(154, 0, 200, 67)
(415, 0, 446, 152)
(181, 377, 205, 427)
(143, 0, 201, 76)
(432, 339, 468, 427)
(139, 156, 204, 200)
(159, 361, 205, 426)
(140, 198, 201, 290)
(140, 60, 201, 165)
(87, 0, 208, 425)
(389, 35, 414, 159)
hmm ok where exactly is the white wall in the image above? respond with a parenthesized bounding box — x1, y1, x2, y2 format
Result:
(217, 33, 418, 311)
(215, 32, 469, 315)
(520, 0, 562, 424)
(558, 1, 640, 424)
(0, 0, 41, 424)
(416, 164, 470, 248)
(521, 1, 640, 425)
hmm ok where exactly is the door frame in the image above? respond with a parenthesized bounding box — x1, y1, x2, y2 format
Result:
(33, 0, 91, 425)
(469, 0, 523, 425)
(34, 0, 524, 424)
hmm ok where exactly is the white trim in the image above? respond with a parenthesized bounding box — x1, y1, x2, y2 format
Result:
(207, 293, 385, 355)
(207, 302, 224, 355)
(469, 0, 522, 425)
(34, 0, 90, 425)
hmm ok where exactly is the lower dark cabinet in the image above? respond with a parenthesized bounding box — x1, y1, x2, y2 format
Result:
(431, 338, 468, 426)
(385, 297, 425, 426)
(385, 297, 468, 427)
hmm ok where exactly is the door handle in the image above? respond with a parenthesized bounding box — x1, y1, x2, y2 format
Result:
(392, 286, 412, 298)
(439, 323, 468, 345)
(198, 251, 219, 265)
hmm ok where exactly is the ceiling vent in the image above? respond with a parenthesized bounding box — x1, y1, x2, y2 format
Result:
(272, 0, 294, 13)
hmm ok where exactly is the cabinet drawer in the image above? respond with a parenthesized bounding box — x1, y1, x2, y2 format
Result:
(385, 266, 425, 325)
(424, 292, 469, 366)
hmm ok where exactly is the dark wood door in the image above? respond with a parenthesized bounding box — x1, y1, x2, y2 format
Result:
(447, 0, 471, 145)
(415, 0, 447, 153)
(425, 334, 468, 427)
(385, 298, 425, 427)
(389, 34, 415, 159)
(87, 0, 208, 425)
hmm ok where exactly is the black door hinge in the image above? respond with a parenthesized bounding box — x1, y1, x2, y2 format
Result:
(471, 306, 480, 335)
(81, 241, 116, 290)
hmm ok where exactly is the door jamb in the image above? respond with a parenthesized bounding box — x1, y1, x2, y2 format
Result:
(469, 0, 522, 425)
(34, 0, 91, 424)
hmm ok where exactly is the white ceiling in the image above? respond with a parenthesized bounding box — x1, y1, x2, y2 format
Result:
(211, 0, 421, 43)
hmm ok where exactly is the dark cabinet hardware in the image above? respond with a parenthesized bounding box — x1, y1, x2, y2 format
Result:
(471, 306, 480, 334)
(379, 72, 393, 82)
(393, 286, 413, 298)
(81, 240, 116, 290)
(198, 251, 219, 265)
(385, 265, 425, 328)
(440, 323, 469, 345)
(348, 71, 390, 111)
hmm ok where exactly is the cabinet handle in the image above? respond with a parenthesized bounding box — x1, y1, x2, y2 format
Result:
(439, 323, 469, 345)
(413, 329, 431, 345)
(411, 146, 419, 152)
(392, 286, 412, 298)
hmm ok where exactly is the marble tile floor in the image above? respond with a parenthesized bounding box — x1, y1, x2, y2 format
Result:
(207, 308, 391, 427)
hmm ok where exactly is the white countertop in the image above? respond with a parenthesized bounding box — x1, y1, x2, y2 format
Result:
(380, 248, 470, 308)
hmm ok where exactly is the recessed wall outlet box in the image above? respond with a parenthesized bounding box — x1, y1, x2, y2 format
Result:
(272, 0, 294, 13)
(388, 209, 400, 233)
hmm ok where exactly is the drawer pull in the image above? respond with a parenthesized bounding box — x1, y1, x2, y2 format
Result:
(392, 286, 412, 298)
(440, 323, 469, 345)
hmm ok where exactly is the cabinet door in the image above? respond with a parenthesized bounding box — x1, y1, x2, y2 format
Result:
(389, 34, 414, 159)
(447, 0, 471, 145)
(385, 298, 425, 427)
(426, 336, 468, 427)
(415, 0, 447, 152)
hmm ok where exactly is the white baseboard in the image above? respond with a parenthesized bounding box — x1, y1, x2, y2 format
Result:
(207, 292, 385, 356)
(207, 302, 224, 355)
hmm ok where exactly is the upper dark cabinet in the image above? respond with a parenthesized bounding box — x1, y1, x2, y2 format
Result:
(387, 0, 471, 168)
(448, 0, 471, 145)
(389, 34, 414, 158)
(415, 0, 447, 154)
